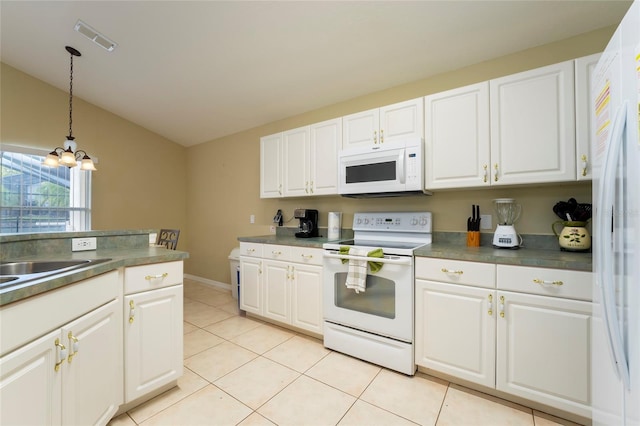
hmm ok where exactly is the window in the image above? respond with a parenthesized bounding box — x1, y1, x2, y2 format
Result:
(1, 144, 92, 233)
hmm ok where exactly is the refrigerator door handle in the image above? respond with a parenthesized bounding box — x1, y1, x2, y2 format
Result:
(596, 100, 631, 390)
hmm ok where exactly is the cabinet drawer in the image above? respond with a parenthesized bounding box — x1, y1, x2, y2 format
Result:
(290, 247, 323, 266)
(263, 244, 291, 261)
(124, 261, 183, 295)
(497, 265, 592, 301)
(415, 257, 495, 288)
(240, 242, 263, 258)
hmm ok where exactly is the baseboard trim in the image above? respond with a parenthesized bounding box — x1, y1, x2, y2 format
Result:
(183, 274, 231, 292)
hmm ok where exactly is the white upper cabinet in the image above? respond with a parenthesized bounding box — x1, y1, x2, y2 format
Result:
(425, 82, 490, 189)
(262, 119, 340, 199)
(309, 118, 341, 196)
(283, 126, 310, 197)
(260, 133, 282, 198)
(489, 61, 576, 185)
(343, 98, 423, 149)
(575, 53, 601, 181)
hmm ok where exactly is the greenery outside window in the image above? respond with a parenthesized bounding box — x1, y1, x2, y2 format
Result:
(1, 144, 92, 234)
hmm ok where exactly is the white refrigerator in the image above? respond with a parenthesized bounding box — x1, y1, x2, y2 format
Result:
(591, 0, 640, 424)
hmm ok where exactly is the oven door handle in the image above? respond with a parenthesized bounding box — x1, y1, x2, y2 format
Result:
(323, 252, 412, 265)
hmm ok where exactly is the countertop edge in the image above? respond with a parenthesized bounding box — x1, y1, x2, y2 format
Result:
(1, 248, 189, 306)
(237, 235, 592, 272)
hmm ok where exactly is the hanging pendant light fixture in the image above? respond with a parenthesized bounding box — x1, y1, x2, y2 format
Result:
(43, 46, 97, 171)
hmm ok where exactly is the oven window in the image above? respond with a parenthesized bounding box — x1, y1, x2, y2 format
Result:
(334, 272, 395, 319)
(345, 161, 396, 183)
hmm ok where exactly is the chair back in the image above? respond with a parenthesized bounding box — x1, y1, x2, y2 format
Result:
(157, 229, 180, 250)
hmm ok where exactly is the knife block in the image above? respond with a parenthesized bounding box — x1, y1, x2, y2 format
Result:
(466, 231, 480, 247)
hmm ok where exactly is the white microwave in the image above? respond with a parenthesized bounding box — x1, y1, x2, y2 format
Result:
(338, 138, 429, 197)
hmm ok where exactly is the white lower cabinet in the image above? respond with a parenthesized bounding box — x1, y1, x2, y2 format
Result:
(263, 259, 291, 323)
(123, 262, 183, 403)
(415, 258, 592, 418)
(0, 271, 122, 426)
(415, 280, 496, 388)
(496, 290, 591, 417)
(239, 243, 323, 335)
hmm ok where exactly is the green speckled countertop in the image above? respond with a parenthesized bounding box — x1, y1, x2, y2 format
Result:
(238, 229, 592, 272)
(0, 230, 189, 306)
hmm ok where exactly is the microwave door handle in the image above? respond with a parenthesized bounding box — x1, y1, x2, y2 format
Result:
(398, 150, 406, 184)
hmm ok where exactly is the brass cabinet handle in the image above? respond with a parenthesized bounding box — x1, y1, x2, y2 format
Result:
(278, 184, 282, 195)
(145, 273, 168, 280)
(483, 164, 488, 183)
(54, 338, 67, 371)
(581, 154, 588, 176)
(310, 181, 314, 194)
(305, 181, 309, 194)
(533, 278, 564, 286)
(272, 250, 282, 256)
(488, 294, 493, 316)
(499, 295, 505, 318)
(494, 164, 499, 182)
(380, 129, 384, 143)
(67, 332, 79, 363)
(441, 268, 463, 275)
(301, 254, 313, 259)
(373, 130, 378, 144)
(129, 300, 135, 324)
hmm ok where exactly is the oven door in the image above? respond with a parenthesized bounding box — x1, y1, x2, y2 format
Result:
(323, 250, 413, 342)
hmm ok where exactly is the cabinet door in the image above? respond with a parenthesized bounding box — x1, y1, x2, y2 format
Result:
(291, 263, 323, 334)
(575, 53, 601, 181)
(310, 118, 341, 195)
(260, 133, 282, 198)
(240, 257, 262, 315)
(379, 98, 424, 143)
(342, 108, 379, 148)
(262, 260, 290, 324)
(0, 329, 62, 426)
(415, 280, 496, 387)
(124, 285, 183, 402)
(62, 299, 122, 426)
(425, 83, 490, 189)
(490, 61, 576, 185)
(496, 291, 591, 417)
(283, 126, 310, 197)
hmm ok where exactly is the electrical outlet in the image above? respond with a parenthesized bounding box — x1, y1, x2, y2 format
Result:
(480, 215, 492, 230)
(72, 237, 97, 251)
(250, 214, 255, 224)
(269, 225, 276, 234)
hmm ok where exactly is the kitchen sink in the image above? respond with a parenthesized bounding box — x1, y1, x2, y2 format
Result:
(0, 259, 93, 275)
(0, 258, 112, 290)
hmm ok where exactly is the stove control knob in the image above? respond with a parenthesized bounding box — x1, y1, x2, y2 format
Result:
(411, 217, 418, 226)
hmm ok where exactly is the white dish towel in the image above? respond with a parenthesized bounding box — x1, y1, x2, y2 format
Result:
(345, 247, 368, 293)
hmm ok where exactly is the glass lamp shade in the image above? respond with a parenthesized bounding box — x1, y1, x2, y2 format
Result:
(80, 155, 97, 171)
(43, 151, 61, 167)
(59, 147, 77, 167)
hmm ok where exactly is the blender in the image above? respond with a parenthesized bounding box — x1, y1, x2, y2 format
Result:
(492, 198, 522, 248)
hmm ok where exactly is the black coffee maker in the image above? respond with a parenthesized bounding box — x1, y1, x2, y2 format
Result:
(294, 209, 319, 238)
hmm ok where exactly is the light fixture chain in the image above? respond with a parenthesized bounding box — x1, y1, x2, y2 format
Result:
(69, 52, 74, 138)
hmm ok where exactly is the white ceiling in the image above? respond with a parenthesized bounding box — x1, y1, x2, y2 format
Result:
(0, 1, 632, 147)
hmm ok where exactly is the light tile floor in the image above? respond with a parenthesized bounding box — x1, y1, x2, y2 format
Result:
(109, 280, 583, 426)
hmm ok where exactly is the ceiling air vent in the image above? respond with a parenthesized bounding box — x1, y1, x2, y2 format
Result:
(74, 20, 117, 52)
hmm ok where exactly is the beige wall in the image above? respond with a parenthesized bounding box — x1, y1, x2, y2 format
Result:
(186, 26, 612, 284)
(1, 63, 188, 245)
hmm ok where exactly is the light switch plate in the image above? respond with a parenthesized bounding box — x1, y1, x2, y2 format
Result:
(72, 237, 97, 251)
